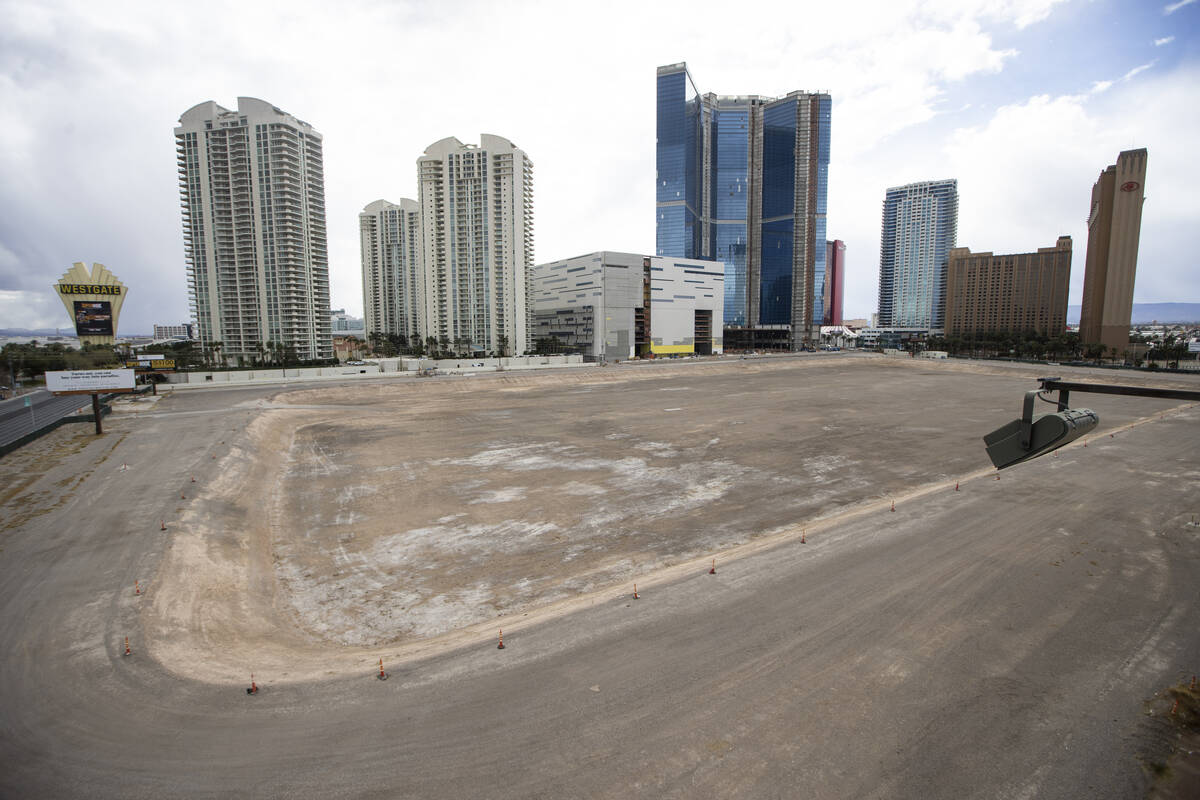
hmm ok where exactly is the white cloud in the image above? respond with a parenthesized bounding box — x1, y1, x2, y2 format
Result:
(939, 65, 1200, 305)
(1090, 80, 1114, 94)
(1164, 0, 1196, 14)
(1123, 62, 1156, 81)
(1154, 36, 1176, 45)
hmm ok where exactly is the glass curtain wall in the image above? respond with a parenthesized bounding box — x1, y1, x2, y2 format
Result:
(656, 67, 700, 260)
(759, 100, 796, 325)
(811, 95, 831, 328)
(713, 104, 749, 326)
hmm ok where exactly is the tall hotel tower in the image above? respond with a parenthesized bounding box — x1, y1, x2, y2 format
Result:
(877, 180, 959, 330)
(417, 135, 534, 356)
(1079, 149, 1147, 357)
(176, 97, 332, 362)
(360, 199, 422, 342)
(655, 63, 831, 349)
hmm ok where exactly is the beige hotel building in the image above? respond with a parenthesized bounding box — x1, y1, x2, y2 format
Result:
(1079, 149, 1148, 356)
(944, 237, 1072, 337)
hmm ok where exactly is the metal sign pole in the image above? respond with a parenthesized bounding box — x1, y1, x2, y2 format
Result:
(91, 392, 102, 435)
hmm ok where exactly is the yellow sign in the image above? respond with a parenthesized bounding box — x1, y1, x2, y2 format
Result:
(54, 262, 127, 346)
(58, 284, 123, 295)
(126, 360, 175, 369)
(649, 344, 694, 355)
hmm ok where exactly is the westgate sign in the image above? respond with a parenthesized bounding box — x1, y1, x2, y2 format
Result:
(58, 284, 123, 295)
(53, 263, 128, 346)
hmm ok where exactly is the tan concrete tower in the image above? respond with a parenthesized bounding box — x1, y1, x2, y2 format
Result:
(1079, 148, 1147, 357)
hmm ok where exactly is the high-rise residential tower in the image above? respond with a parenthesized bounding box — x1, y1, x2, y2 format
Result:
(877, 180, 959, 331)
(1079, 149, 1147, 357)
(360, 199, 422, 342)
(176, 97, 332, 362)
(656, 63, 831, 349)
(823, 239, 845, 326)
(418, 135, 534, 356)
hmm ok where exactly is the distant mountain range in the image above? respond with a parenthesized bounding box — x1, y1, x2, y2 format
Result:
(1066, 303, 1200, 325)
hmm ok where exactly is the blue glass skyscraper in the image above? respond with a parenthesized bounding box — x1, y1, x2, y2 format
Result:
(877, 180, 959, 330)
(656, 63, 831, 348)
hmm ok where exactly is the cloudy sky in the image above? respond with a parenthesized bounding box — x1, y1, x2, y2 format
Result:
(1, 0, 1197, 333)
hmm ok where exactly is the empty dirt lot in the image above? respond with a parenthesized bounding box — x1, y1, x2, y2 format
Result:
(130, 355, 1197, 683)
(2, 353, 1199, 798)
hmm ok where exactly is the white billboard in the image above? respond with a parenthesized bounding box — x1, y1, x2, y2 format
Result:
(1188, 340, 1200, 353)
(45, 369, 136, 393)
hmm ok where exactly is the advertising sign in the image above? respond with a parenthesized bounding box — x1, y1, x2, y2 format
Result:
(45, 369, 135, 394)
(1189, 341, 1200, 353)
(125, 359, 176, 370)
(73, 300, 114, 336)
(54, 262, 127, 346)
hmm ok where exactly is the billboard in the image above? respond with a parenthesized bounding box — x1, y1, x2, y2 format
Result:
(74, 300, 114, 336)
(125, 359, 176, 369)
(54, 262, 126, 345)
(45, 369, 135, 393)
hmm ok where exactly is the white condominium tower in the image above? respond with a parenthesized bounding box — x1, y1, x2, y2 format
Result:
(877, 179, 959, 330)
(176, 97, 332, 362)
(417, 135, 534, 355)
(359, 199, 422, 342)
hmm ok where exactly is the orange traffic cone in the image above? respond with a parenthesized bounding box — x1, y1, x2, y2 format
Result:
(191, 475, 196, 482)
(124, 636, 131, 657)
(633, 584, 639, 600)
(135, 580, 141, 596)
(954, 481, 959, 491)
(1171, 698, 1179, 716)
(801, 530, 807, 544)
(709, 559, 716, 575)
(247, 674, 258, 695)
(890, 500, 895, 512)
(378, 658, 388, 681)
(160, 520, 167, 531)
(497, 629, 505, 650)
(180, 491, 185, 500)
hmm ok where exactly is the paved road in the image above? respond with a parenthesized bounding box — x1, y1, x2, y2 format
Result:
(0, 367, 1198, 798)
(0, 389, 97, 448)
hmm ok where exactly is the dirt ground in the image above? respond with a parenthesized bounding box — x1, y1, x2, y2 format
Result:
(99, 355, 1186, 684)
(5, 355, 1193, 686)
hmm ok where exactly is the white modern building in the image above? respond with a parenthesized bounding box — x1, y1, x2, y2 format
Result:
(533, 252, 724, 360)
(417, 135, 534, 356)
(877, 179, 958, 331)
(360, 199, 422, 342)
(153, 323, 195, 340)
(176, 97, 332, 363)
